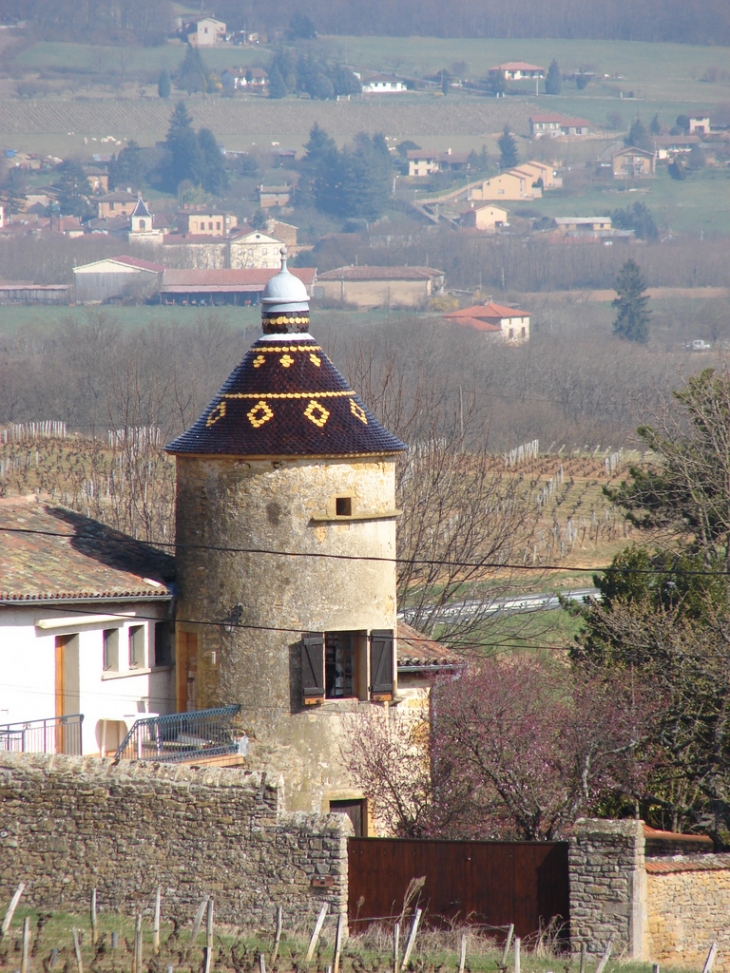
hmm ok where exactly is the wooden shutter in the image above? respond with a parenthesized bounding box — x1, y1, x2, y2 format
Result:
(369, 629, 394, 697)
(302, 632, 325, 701)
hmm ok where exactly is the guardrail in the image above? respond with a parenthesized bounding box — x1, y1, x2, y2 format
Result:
(0, 714, 84, 755)
(114, 706, 242, 763)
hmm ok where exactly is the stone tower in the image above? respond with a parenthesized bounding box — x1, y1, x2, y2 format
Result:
(166, 251, 406, 819)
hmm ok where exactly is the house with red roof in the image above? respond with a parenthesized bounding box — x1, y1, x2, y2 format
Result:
(488, 61, 545, 80)
(444, 301, 531, 344)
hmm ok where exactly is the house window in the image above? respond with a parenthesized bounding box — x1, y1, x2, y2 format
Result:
(336, 497, 352, 516)
(216, 221, 221, 230)
(301, 629, 394, 703)
(209, 222, 213, 230)
(521, 326, 526, 339)
(110, 202, 115, 211)
(138, 219, 146, 231)
(154, 622, 173, 667)
(509, 327, 514, 340)
(103, 629, 119, 671)
(329, 798, 367, 836)
(128, 625, 145, 669)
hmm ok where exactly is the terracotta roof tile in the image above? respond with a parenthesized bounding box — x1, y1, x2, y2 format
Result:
(317, 266, 443, 282)
(165, 334, 406, 458)
(0, 497, 174, 602)
(162, 268, 315, 289)
(397, 621, 464, 669)
(646, 853, 730, 874)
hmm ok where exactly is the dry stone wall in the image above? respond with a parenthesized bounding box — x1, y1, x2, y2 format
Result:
(0, 753, 348, 925)
(647, 855, 730, 973)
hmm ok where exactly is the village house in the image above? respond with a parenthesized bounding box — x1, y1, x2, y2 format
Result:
(176, 211, 238, 238)
(529, 114, 592, 138)
(258, 185, 292, 209)
(652, 135, 700, 160)
(0, 496, 175, 757)
(688, 113, 711, 135)
(488, 61, 545, 80)
(469, 170, 542, 202)
(229, 229, 287, 269)
(604, 146, 656, 179)
(406, 149, 471, 178)
(221, 67, 269, 91)
(515, 160, 563, 189)
(460, 203, 509, 231)
(82, 165, 110, 193)
(361, 74, 408, 93)
(97, 191, 138, 220)
(127, 198, 165, 245)
(189, 17, 227, 45)
(554, 216, 613, 233)
(443, 301, 531, 344)
(314, 265, 445, 309)
(159, 266, 316, 305)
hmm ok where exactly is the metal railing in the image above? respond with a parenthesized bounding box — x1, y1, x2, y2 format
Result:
(0, 714, 84, 755)
(114, 706, 242, 763)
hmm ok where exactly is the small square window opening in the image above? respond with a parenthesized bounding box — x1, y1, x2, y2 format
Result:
(336, 497, 352, 516)
(103, 629, 119, 671)
(128, 625, 145, 669)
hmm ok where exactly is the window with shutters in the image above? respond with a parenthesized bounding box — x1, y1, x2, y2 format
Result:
(301, 629, 393, 704)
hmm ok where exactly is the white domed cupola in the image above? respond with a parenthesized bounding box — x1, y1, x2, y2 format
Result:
(261, 248, 310, 334)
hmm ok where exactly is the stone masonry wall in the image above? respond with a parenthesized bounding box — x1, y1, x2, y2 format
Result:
(0, 753, 348, 925)
(569, 819, 645, 959)
(647, 855, 730, 973)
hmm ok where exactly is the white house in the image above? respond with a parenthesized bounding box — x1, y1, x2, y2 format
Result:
(362, 74, 407, 94)
(190, 17, 226, 46)
(443, 301, 531, 344)
(229, 229, 286, 269)
(0, 496, 175, 757)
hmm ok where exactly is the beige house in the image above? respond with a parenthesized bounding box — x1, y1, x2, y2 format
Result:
(488, 61, 544, 80)
(315, 266, 445, 309)
(554, 217, 612, 233)
(460, 204, 509, 231)
(189, 17, 226, 45)
(529, 114, 591, 138)
(258, 185, 292, 209)
(177, 211, 238, 237)
(469, 170, 542, 202)
(609, 147, 656, 179)
(407, 149, 470, 178)
(517, 160, 563, 189)
(97, 192, 138, 220)
(229, 230, 285, 269)
(688, 114, 711, 135)
(444, 301, 531, 344)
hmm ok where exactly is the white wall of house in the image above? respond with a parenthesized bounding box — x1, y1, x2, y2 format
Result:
(0, 602, 174, 756)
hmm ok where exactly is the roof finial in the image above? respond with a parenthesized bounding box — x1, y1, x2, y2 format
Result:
(280, 246, 287, 271)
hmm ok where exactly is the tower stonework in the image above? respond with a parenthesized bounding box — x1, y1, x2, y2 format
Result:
(166, 252, 406, 819)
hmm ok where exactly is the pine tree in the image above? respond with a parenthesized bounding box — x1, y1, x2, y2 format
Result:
(625, 117, 652, 152)
(158, 68, 171, 99)
(612, 259, 651, 343)
(163, 102, 204, 190)
(177, 45, 209, 94)
(650, 112, 661, 135)
(110, 141, 146, 190)
(498, 124, 518, 169)
(268, 65, 287, 99)
(198, 128, 227, 195)
(545, 59, 561, 94)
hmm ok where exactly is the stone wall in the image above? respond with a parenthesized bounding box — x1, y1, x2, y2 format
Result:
(569, 818, 645, 959)
(0, 753, 348, 925)
(647, 855, 730, 973)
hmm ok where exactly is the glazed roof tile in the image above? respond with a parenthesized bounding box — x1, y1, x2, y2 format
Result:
(0, 497, 174, 602)
(165, 334, 406, 457)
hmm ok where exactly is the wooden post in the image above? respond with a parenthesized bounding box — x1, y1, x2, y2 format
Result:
(133, 915, 142, 973)
(458, 934, 467, 973)
(190, 899, 207, 947)
(580, 943, 587, 973)
(702, 943, 718, 973)
(393, 922, 400, 973)
(305, 903, 329, 964)
(333, 913, 344, 973)
(595, 933, 615, 973)
(90, 889, 97, 947)
(111, 932, 118, 951)
(72, 928, 84, 973)
(206, 898, 214, 952)
(500, 925, 514, 968)
(652, 964, 660, 973)
(1, 883, 25, 936)
(153, 887, 162, 955)
(401, 908, 422, 969)
(21, 916, 30, 973)
(203, 946, 213, 973)
(514, 937, 521, 973)
(271, 906, 283, 967)
(259, 953, 266, 973)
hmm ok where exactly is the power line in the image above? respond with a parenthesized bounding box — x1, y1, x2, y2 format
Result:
(0, 522, 723, 577)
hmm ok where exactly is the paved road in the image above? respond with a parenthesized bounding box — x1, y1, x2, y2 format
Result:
(399, 587, 600, 623)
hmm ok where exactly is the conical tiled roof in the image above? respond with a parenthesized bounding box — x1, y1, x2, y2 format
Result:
(132, 197, 151, 218)
(165, 335, 406, 457)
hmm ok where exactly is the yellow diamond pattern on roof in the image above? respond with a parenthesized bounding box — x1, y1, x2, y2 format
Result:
(350, 399, 368, 424)
(309, 354, 321, 367)
(304, 400, 330, 428)
(206, 402, 227, 426)
(253, 354, 266, 368)
(279, 354, 295, 368)
(247, 400, 274, 428)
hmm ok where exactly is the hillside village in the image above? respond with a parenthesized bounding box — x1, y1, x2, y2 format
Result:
(4, 5, 730, 972)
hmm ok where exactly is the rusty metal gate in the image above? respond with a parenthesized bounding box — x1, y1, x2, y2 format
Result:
(348, 838, 570, 939)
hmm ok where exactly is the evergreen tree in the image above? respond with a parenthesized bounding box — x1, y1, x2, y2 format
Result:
(198, 128, 228, 195)
(650, 112, 661, 135)
(441, 71, 450, 95)
(55, 160, 92, 217)
(268, 65, 287, 99)
(158, 67, 171, 99)
(177, 45, 209, 94)
(288, 11, 317, 39)
(611, 201, 659, 241)
(625, 117, 652, 151)
(687, 144, 706, 169)
(498, 124, 518, 169)
(110, 141, 146, 190)
(612, 258, 651, 343)
(331, 64, 361, 95)
(545, 59, 562, 94)
(163, 101, 204, 190)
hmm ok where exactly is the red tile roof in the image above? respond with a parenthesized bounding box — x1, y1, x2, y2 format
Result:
(0, 496, 174, 602)
(111, 255, 167, 273)
(646, 854, 730, 875)
(162, 268, 316, 288)
(397, 621, 463, 669)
